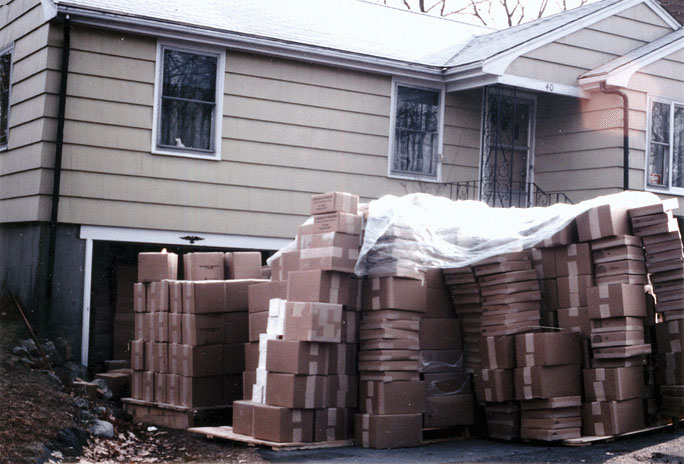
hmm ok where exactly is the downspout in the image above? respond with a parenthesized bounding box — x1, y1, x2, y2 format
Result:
(600, 81, 629, 191)
(43, 15, 71, 336)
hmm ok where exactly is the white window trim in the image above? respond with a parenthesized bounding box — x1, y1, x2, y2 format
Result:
(0, 42, 14, 152)
(151, 40, 225, 161)
(387, 77, 445, 183)
(645, 96, 684, 196)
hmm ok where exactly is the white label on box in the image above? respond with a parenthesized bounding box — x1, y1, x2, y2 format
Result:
(592, 402, 601, 415)
(568, 244, 578, 257)
(593, 381, 605, 400)
(525, 334, 534, 353)
(595, 422, 605, 436)
(485, 388, 492, 402)
(525, 354, 535, 366)
(599, 304, 610, 318)
(669, 321, 680, 334)
(569, 307, 578, 317)
(523, 367, 532, 384)
(599, 285, 609, 299)
(482, 370, 490, 381)
(595, 368, 605, 381)
(524, 386, 532, 398)
(589, 208, 601, 239)
(671, 339, 682, 352)
(567, 261, 578, 276)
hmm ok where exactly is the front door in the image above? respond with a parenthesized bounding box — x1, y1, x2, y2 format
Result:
(480, 86, 535, 207)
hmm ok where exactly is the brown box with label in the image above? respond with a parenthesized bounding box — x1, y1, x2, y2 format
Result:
(557, 275, 593, 308)
(225, 312, 249, 344)
(138, 252, 178, 283)
(183, 252, 224, 281)
(224, 252, 262, 280)
(583, 366, 645, 401)
(169, 343, 223, 377)
(576, 204, 630, 242)
(266, 340, 329, 375)
(311, 191, 359, 215)
(283, 302, 343, 343)
(582, 398, 645, 436)
(328, 375, 358, 408)
(232, 400, 255, 436)
(362, 277, 427, 312)
(181, 313, 225, 345)
(146, 280, 169, 313)
(514, 364, 581, 400)
(265, 373, 327, 409)
(354, 413, 422, 449)
(475, 368, 515, 403)
(248, 281, 287, 313)
(312, 212, 362, 235)
(299, 233, 359, 274)
(656, 321, 684, 353)
(557, 307, 591, 337)
(314, 408, 349, 441)
(515, 332, 582, 367)
(359, 380, 425, 414)
(182, 281, 226, 314)
(252, 403, 314, 443)
(287, 270, 360, 309)
(419, 318, 462, 350)
(555, 244, 592, 277)
(328, 343, 357, 375)
(479, 335, 515, 369)
(587, 284, 646, 319)
(134, 283, 146, 312)
(178, 375, 226, 408)
(424, 394, 475, 427)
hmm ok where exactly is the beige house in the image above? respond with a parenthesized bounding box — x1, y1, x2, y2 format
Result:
(1, 0, 684, 367)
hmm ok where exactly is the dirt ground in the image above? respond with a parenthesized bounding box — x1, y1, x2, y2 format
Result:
(0, 299, 264, 464)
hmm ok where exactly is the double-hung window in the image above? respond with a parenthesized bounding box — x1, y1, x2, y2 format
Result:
(388, 81, 444, 181)
(647, 98, 684, 192)
(152, 43, 224, 159)
(0, 45, 12, 149)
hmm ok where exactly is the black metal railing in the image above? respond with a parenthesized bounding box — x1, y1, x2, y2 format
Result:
(444, 180, 573, 208)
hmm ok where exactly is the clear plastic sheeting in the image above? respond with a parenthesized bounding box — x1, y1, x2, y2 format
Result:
(355, 190, 663, 277)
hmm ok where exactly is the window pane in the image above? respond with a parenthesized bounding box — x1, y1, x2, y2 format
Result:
(651, 102, 670, 144)
(673, 106, 684, 188)
(0, 52, 11, 146)
(160, 99, 213, 150)
(393, 86, 439, 177)
(648, 102, 671, 187)
(648, 142, 669, 186)
(162, 49, 217, 102)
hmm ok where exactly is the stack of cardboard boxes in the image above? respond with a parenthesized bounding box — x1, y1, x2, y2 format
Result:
(233, 192, 362, 443)
(443, 266, 482, 373)
(129, 251, 265, 410)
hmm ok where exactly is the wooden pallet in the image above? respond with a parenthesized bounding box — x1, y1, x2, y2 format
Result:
(122, 398, 232, 430)
(422, 426, 471, 444)
(562, 421, 674, 447)
(188, 426, 354, 451)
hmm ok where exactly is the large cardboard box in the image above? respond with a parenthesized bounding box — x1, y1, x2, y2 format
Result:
(362, 277, 427, 312)
(480, 280, 539, 297)
(576, 204, 630, 242)
(514, 365, 581, 400)
(248, 281, 287, 313)
(592, 246, 644, 264)
(232, 400, 255, 436)
(478, 269, 537, 287)
(138, 252, 178, 283)
(557, 307, 591, 337)
(169, 344, 223, 377)
(168, 281, 182, 314)
(314, 408, 349, 442)
(178, 375, 226, 408)
(327, 375, 358, 408)
(253, 404, 314, 443)
(265, 373, 327, 409)
(595, 260, 646, 278)
(557, 275, 593, 308)
(224, 252, 262, 280)
(587, 284, 646, 319)
(283, 302, 343, 343)
(224, 279, 267, 312)
(591, 317, 644, 334)
(475, 368, 514, 403)
(583, 366, 645, 401)
(312, 212, 362, 235)
(479, 336, 515, 369)
(592, 344, 651, 359)
(591, 235, 642, 250)
(354, 413, 422, 449)
(555, 244, 592, 277)
(424, 394, 474, 427)
(582, 398, 645, 436)
(419, 318, 462, 350)
(181, 313, 225, 345)
(248, 311, 268, 342)
(515, 332, 581, 367)
(475, 261, 531, 277)
(151, 312, 169, 342)
(183, 252, 224, 281)
(591, 331, 644, 348)
(299, 233, 359, 274)
(287, 270, 359, 309)
(359, 380, 426, 414)
(265, 340, 329, 375)
(146, 280, 169, 313)
(311, 191, 359, 215)
(656, 321, 684, 353)
(182, 281, 226, 314)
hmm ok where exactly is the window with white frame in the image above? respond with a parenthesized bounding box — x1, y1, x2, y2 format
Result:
(647, 98, 684, 191)
(389, 82, 443, 180)
(0, 46, 12, 148)
(153, 43, 224, 158)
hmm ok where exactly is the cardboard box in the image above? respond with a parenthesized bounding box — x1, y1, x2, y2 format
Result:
(358, 359, 419, 372)
(587, 284, 646, 319)
(540, 278, 559, 312)
(576, 204, 630, 242)
(480, 280, 540, 298)
(252, 404, 314, 443)
(138, 252, 178, 283)
(648, 248, 684, 264)
(244, 342, 259, 371)
(556, 244, 592, 277)
(312, 212, 362, 235)
(583, 366, 645, 401)
(592, 246, 644, 264)
(423, 371, 470, 396)
(223, 343, 245, 374)
(657, 353, 684, 384)
(591, 331, 644, 348)
(595, 273, 649, 286)
(283, 302, 343, 343)
(362, 277, 426, 312)
(225, 312, 249, 344)
(418, 349, 464, 373)
(424, 394, 474, 427)
(628, 198, 679, 218)
(359, 371, 420, 383)
(354, 413, 422, 449)
(360, 318, 419, 332)
(287, 270, 359, 309)
(359, 338, 419, 351)
(248, 281, 287, 313)
(154, 372, 167, 404)
(168, 313, 182, 344)
(644, 236, 683, 256)
(475, 368, 515, 403)
(183, 252, 224, 281)
(480, 309, 540, 328)
(131, 339, 144, 370)
(328, 343, 357, 375)
(327, 375, 358, 408)
(311, 192, 359, 215)
(178, 375, 225, 408)
(475, 261, 532, 277)
(424, 287, 454, 318)
(169, 344, 223, 377)
(168, 281, 182, 313)
(514, 365, 581, 400)
(475, 251, 530, 265)
(142, 371, 154, 402)
(592, 344, 651, 359)
(633, 217, 679, 237)
(479, 336, 515, 369)
(299, 232, 359, 274)
(224, 252, 262, 280)
(181, 313, 225, 345)
(539, 221, 578, 247)
(134, 283, 146, 312)
(531, 248, 558, 279)
(146, 280, 169, 313)
(232, 400, 255, 436)
(515, 332, 582, 367)
(557, 275, 593, 308)
(595, 260, 646, 277)
(582, 398, 645, 436)
(265, 373, 327, 409)
(478, 269, 538, 287)
(359, 380, 426, 414)
(182, 281, 226, 314)
(647, 258, 684, 274)
(591, 317, 644, 334)
(222, 279, 264, 313)
(520, 395, 582, 410)
(520, 427, 580, 441)
(313, 408, 349, 442)
(655, 321, 684, 353)
(419, 318, 461, 350)
(265, 340, 329, 375)
(482, 290, 541, 306)
(167, 373, 180, 405)
(152, 312, 169, 342)
(591, 235, 643, 250)
(248, 311, 268, 342)
(557, 307, 591, 337)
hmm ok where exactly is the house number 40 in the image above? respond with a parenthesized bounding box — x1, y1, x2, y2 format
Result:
(545, 83, 555, 92)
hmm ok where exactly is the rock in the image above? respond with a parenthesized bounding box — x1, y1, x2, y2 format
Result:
(73, 397, 89, 409)
(11, 346, 28, 357)
(88, 419, 114, 438)
(40, 340, 62, 364)
(20, 338, 38, 356)
(56, 427, 89, 452)
(79, 409, 95, 422)
(62, 361, 88, 383)
(92, 406, 107, 416)
(93, 378, 113, 399)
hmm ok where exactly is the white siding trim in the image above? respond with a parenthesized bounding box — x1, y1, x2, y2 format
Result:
(79, 225, 292, 250)
(80, 237, 93, 366)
